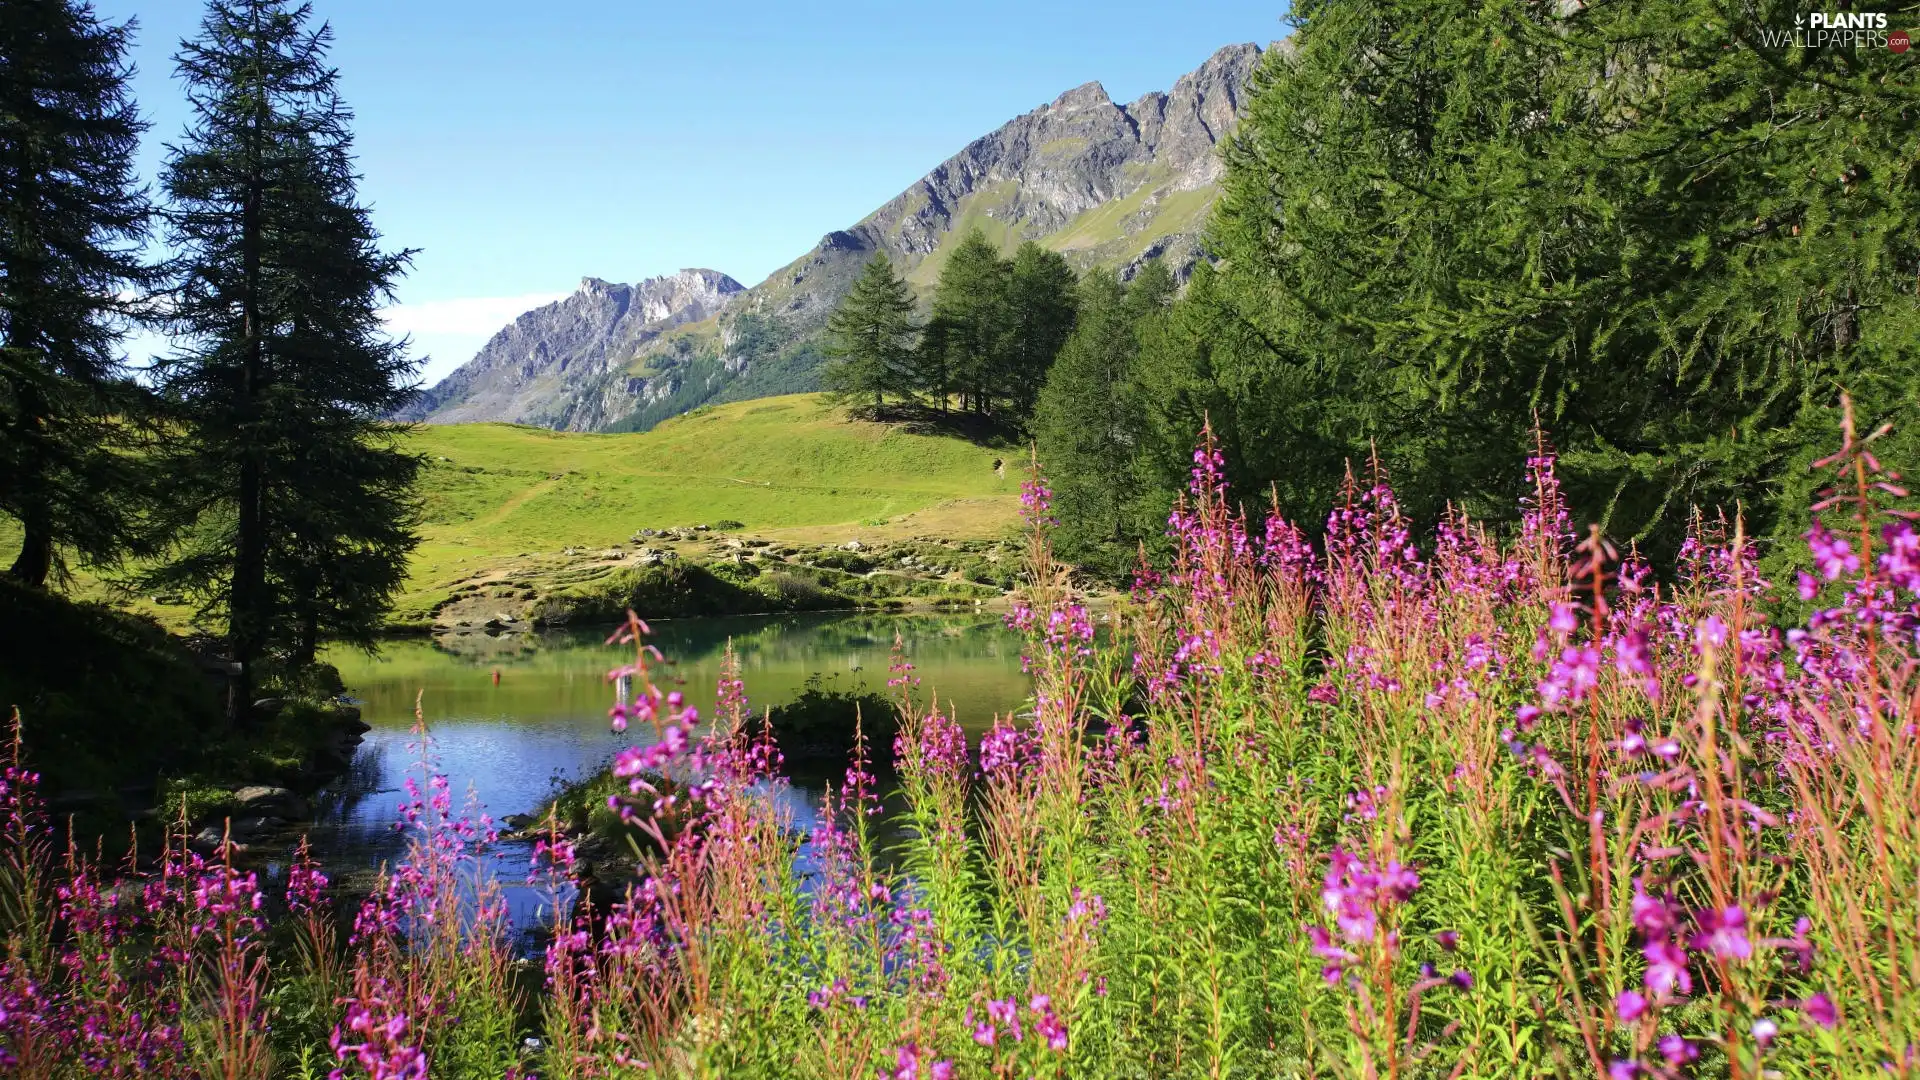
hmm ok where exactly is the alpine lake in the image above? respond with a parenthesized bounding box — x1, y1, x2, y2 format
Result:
(306, 611, 1032, 931)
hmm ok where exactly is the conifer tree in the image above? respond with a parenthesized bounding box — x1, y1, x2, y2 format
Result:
(821, 253, 916, 409)
(0, 0, 156, 587)
(919, 229, 1008, 416)
(1114, 0, 1920, 567)
(1034, 267, 1150, 576)
(149, 0, 420, 721)
(999, 241, 1077, 419)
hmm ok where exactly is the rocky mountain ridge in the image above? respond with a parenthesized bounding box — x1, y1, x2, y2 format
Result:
(407, 42, 1268, 431)
(395, 269, 742, 427)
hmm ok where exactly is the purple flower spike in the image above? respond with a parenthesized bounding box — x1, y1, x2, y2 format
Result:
(1692, 906, 1753, 961)
(1658, 1035, 1698, 1066)
(1643, 939, 1692, 999)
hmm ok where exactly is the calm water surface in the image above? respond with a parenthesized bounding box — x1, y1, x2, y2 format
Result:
(311, 612, 1030, 927)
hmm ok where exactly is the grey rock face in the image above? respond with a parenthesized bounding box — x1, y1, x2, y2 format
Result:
(397, 269, 743, 426)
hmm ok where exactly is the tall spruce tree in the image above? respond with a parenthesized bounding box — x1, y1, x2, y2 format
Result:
(821, 253, 916, 409)
(1033, 266, 1158, 577)
(0, 0, 156, 587)
(150, 0, 420, 721)
(999, 241, 1077, 420)
(919, 230, 1009, 416)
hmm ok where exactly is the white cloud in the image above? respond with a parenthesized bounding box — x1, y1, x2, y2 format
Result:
(110, 292, 572, 388)
(379, 292, 570, 385)
(378, 292, 569, 338)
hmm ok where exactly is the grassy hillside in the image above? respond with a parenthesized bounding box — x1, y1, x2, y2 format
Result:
(3, 394, 1023, 631)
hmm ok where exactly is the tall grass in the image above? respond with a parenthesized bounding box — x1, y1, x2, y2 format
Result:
(3, 406, 1919, 1076)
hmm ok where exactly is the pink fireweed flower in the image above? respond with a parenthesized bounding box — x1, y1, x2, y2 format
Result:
(978, 718, 1033, 778)
(1549, 602, 1579, 635)
(1807, 524, 1861, 581)
(1316, 848, 1419, 949)
(1642, 939, 1692, 999)
(1029, 995, 1068, 1052)
(1306, 924, 1357, 983)
(1691, 906, 1753, 961)
(1630, 880, 1677, 938)
(1344, 785, 1389, 821)
(286, 851, 331, 914)
(888, 1041, 953, 1080)
(896, 706, 968, 783)
(1803, 992, 1838, 1029)
(1019, 473, 1057, 529)
(1616, 990, 1648, 1022)
(1658, 1035, 1698, 1065)
(978, 996, 1022, 1044)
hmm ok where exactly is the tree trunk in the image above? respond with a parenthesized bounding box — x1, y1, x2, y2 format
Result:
(229, 15, 269, 730)
(6, 518, 52, 588)
(5, 399, 53, 588)
(293, 601, 318, 670)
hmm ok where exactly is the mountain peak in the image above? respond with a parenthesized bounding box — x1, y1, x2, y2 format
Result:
(1051, 80, 1112, 111)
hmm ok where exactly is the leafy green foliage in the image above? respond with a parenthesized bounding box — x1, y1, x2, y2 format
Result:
(762, 672, 895, 763)
(0, 577, 219, 795)
(1033, 266, 1171, 577)
(916, 231, 1080, 425)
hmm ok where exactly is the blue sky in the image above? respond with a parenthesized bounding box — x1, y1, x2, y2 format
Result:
(96, 0, 1289, 383)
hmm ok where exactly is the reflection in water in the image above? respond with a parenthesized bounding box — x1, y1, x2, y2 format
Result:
(315, 612, 1031, 930)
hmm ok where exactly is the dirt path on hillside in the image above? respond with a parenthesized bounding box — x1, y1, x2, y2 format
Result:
(470, 478, 557, 530)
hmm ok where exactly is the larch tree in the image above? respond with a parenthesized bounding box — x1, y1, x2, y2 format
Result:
(149, 0, 420, 722)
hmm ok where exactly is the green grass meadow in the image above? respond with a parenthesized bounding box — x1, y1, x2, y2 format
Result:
(1, 394, 1023, 629)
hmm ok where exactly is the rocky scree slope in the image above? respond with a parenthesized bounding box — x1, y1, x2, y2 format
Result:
(405, 42, 1265, 431)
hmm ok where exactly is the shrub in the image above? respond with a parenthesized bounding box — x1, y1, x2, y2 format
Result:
(808, 549, 875, 574)
(763, 672, 896, 763)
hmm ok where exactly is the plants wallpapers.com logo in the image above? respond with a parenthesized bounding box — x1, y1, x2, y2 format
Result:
(1756, 10, 1911, 50)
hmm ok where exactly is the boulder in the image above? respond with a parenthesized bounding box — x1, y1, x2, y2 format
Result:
(189, 826, 248, 856)
(232, 815, 285, 838)
(232, 785, 310, 819)
(843, 540, 865, 552)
